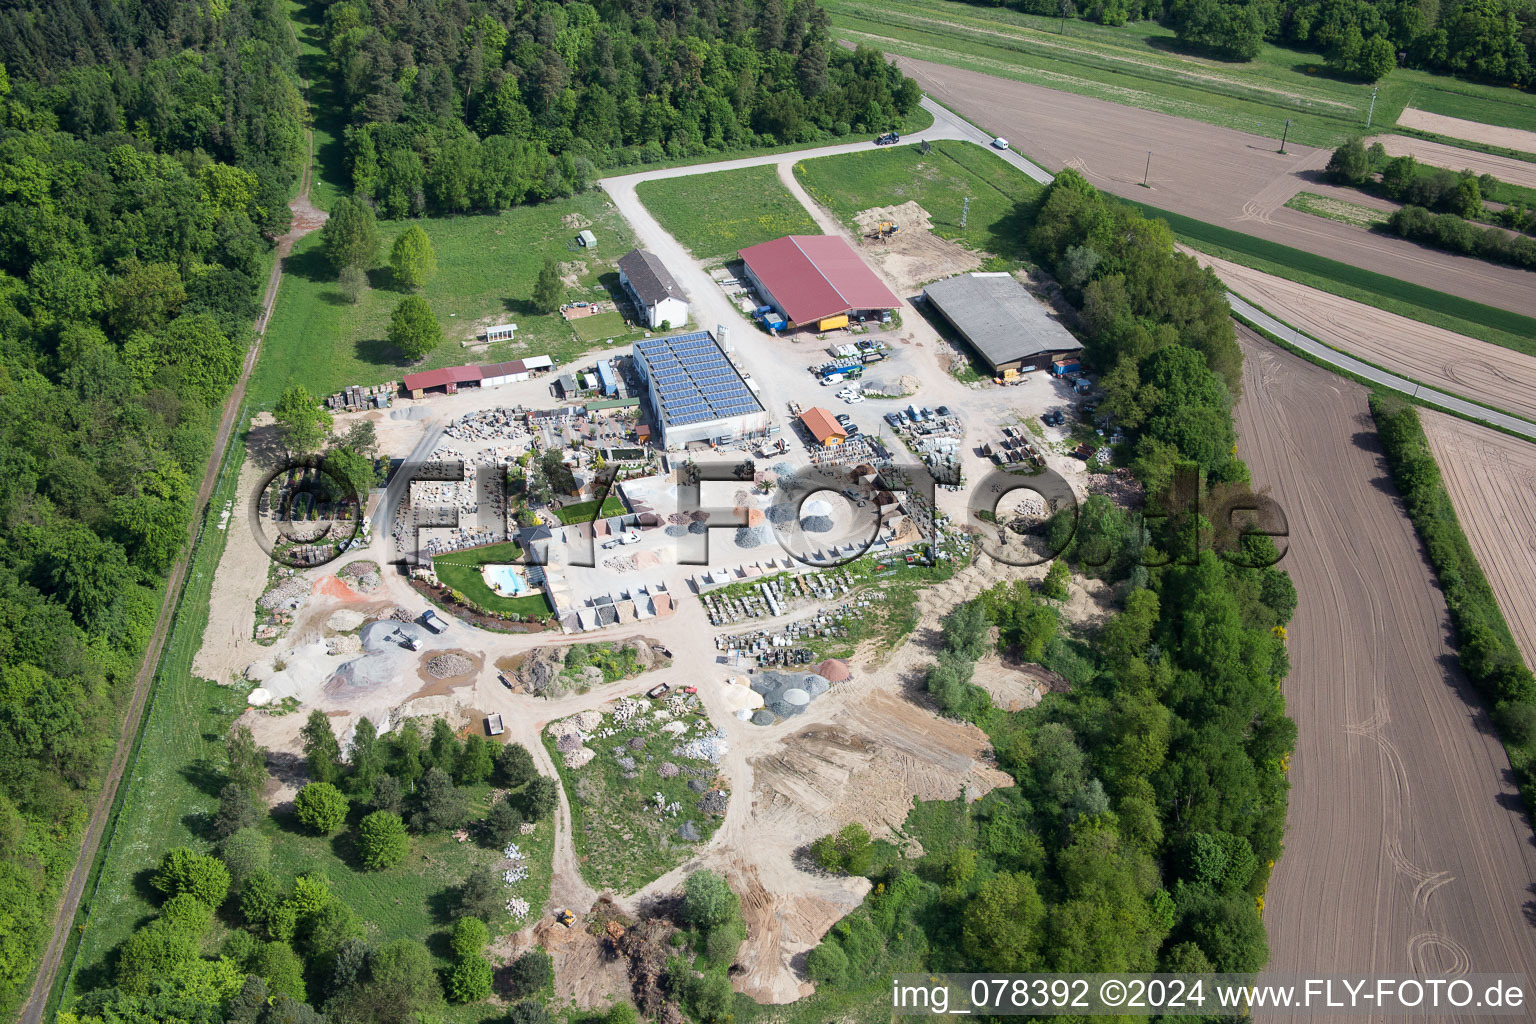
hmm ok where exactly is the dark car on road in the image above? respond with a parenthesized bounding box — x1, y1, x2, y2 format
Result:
(874, 132, 900, 145)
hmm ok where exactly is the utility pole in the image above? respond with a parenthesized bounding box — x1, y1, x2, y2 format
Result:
(1366, 86, 1378, 129)
(961, 196, 971, 229)
(1141, 151, 1151, 188)
(1280, 118, 1291, 154)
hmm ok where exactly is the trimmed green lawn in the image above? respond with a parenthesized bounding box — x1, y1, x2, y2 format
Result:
(825, 0, 1536, 150)
(433, 541, 552, 618)
(551, 496, 628, 525)
(795, 139, 1043, 267)
(635, 165, 821, 264)
(251, 194, 640, 409)
(571, 309, 646, 344)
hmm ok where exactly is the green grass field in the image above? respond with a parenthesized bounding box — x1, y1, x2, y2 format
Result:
(251, 195, 639, 409)
(1283, 191, 1389, 228)
(825, 0, 1536, 151)
(635, 165, 821, 263)
(551, 496, 628, 525)
(286, 0, 347, 212)
(795, 140, 1043, 266)
(570, 309, 646, 344)
(432, 541, 552, 618)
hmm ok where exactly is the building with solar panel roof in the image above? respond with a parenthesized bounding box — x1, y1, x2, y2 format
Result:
(632, 331, 769, 448)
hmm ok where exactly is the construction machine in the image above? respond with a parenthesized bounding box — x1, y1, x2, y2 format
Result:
(556, 909, 575, 927)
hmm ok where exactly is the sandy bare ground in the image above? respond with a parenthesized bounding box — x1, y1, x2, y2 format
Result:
(851, 201, 984, 294)
(1420, 411, 1536, 669)
(1235, 328, 1536, 1010)
(1193, 250, 1536, 423)
(1369, 133, 1536, 191)
(895, 55, 1536, 318)
(1396, 107, 1536, 155)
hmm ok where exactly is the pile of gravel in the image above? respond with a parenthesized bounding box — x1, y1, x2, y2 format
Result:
(425, 653, 474, 678)
(688, 520, 708, 534)
(800, 515, 833, 533)
(750, 709, 774, 726)
(615, 755, 636, 771)
(258, 576, 309, 611)
(765, 503, 795, 525)
(698, 790, 729, 815)
(627, 736, 646, 750)
(664, 524, 688, 538)
(556, 732, 585, 753)
(657, 762, 680, 778)
(734, 525, 771, 549)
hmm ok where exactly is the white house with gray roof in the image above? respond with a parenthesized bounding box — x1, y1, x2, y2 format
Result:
(618, 248, 689, 329)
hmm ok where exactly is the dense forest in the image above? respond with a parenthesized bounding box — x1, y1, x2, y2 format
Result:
(803, 173, 1296, 990)
(0, 0, 305, 1013)
(324, 0, 922, 215)
(959, 0, 1536, 83)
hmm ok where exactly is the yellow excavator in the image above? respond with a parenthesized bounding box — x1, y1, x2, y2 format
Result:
(556, 909, 575, 927)
(870, 220, 899, 242)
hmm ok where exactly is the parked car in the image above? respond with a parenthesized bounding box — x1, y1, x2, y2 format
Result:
(936, 405, 952, 417)
(845, 395, 865, 405)
(992, 136, 1010, 149)
(836, 413, 852, 424)
(884, 412, 902, 428)
(498, 672, 514, 690)
(846, 424, 862, 436)
(874, 132, 900, 145)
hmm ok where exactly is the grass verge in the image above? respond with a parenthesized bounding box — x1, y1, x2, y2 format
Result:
(635, 166, 821, 264)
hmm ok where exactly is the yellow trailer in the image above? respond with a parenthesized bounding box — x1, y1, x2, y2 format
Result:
(818, 314, 850, 331)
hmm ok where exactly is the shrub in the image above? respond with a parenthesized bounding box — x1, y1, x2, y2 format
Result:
(294, 781, 350, 835)
(219, 827, 271, 890)
(446, 954, 493, 1003)
(357, 810, 410, 870)
(152, 847, 231, 907)
(449, 916, 489, 960)
(681, 870, 739, 932)
(804, 941, 848, 984)
(253, 940, 307, 1002)
(506, 948, 552, 998)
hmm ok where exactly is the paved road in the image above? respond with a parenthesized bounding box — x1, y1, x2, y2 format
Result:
(1228, 294, 1536, 440)
(19, 124, 328, 1024)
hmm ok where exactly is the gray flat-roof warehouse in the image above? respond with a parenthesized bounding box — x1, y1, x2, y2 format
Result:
(632, 331, 769, 448)
(923, 272, 1081, 375)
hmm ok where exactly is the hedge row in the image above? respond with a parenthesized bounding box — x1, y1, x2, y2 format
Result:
(1387, 206, 1536, 271)
(1369, 393, 1536, 814)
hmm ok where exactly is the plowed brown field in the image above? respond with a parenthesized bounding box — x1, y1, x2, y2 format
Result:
(897, 55, 1536, 318)
(1235, 329, 1536, 1008)
(1420, 411, 1536, 669)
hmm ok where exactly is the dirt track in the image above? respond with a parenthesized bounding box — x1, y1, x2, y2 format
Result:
(1193, 251, 1536, 423)
(1420, 411, 1536, 669)
(896, 56, 1536, 318)
(1235, 329, 1536, 1009)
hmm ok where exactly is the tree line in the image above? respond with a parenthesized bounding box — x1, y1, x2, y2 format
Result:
(956, 0, 1536, 84)
(1326, 137, 1536, 268)
(322, 0, 921, 216)
(0, 1, 305, 1012)
(65, 714, 561, 1024)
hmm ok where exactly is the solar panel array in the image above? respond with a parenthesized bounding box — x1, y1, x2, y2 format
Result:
(635, 331, 763, 427)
